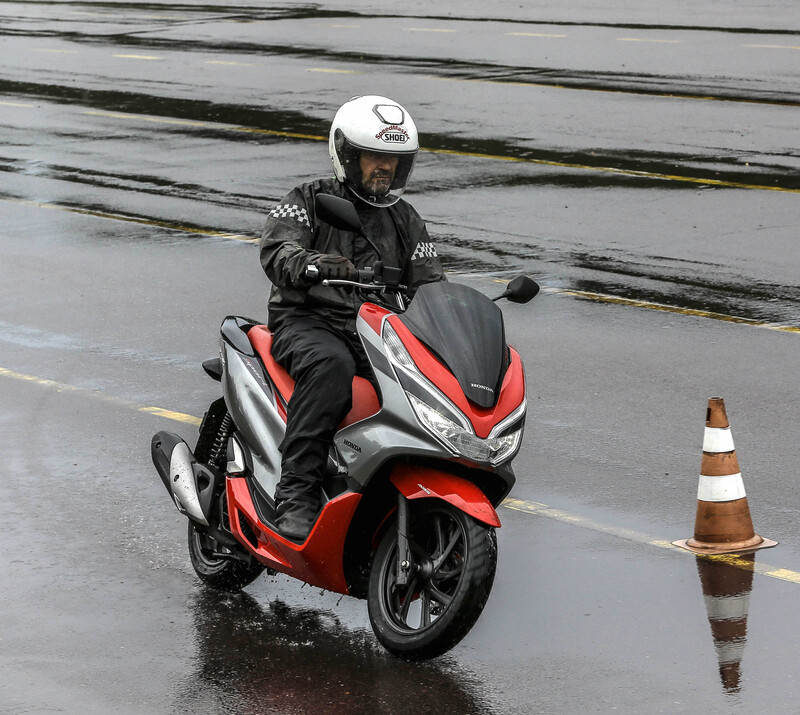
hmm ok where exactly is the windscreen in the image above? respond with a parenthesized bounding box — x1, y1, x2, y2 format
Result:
(399, 282, 507, 408)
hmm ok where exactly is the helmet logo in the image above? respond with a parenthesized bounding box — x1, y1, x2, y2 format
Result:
(376, 125, 409, 143)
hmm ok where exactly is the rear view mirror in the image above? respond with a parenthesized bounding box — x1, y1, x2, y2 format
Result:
(493, 275, 540, 304)
(314, 194, 364, 235)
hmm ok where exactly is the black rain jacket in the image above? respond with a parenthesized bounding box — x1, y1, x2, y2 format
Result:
(259, 178, 445, 333)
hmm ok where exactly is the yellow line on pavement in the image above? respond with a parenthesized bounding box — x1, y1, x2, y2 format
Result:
(422, 144, 800, 194)
(307, 68, 360, 74)
(0, 105, 768, 194)
(5, 197, 257, 243)
(206, 60, 252, 66)
(0, 101, 35, 108)
(501, 498, 800, 584)
(113, 54, 162, 60)
(84, 109, 326, 142)
(2, 361, 797, 582)
(743, 44, 800, 50)
(0, 365, 201, 426)
(617, 37, 683, 44)
(45, 107, 800, 194)
(6, 194, 800, 337)
(545, 287, 800, 334)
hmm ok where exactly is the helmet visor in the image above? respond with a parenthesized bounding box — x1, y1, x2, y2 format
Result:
(336, 132, 417, 207)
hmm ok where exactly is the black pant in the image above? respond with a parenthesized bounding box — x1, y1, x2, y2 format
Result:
(270, 317, 371, 506)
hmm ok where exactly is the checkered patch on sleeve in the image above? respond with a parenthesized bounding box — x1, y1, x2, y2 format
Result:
(269, 203, 311, 229)
(411, 241, 438, 261)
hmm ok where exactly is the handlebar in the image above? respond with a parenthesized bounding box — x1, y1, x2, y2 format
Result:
(304, 263, 407, 309)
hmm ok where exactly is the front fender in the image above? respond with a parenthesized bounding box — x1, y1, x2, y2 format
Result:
(389, 464, 501, 528)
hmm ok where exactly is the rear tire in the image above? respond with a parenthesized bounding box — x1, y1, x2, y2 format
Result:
(367, 501, 497, 660)
(187, 521, 265, 592)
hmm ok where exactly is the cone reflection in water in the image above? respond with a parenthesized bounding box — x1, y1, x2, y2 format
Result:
(673, 397, 777, 554)
(695, 554, 755, 694)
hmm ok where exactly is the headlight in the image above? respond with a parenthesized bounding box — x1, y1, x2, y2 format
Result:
(383, 321, 524, 465)
(407, 390, 522, 466)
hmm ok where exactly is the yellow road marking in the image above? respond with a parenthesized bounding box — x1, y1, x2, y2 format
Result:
(744, 44, 800, 50)
(501, 498, 800, 584)
(76, 107, 800, 194)
(617, 37, 684, 44)
(6, 197, 257, 243)
(5, 195, 800, 335)
(35, 48, 79, 54)
(545, 287, 800, 334)
(113, 54, 162, 60)
(307, 68, 360, 74)
(506, 32, 567, 38)
(138, 15, 191, 20)
(1, 362, 797, 582)
(0, 101, 35, 108)
(0, 366, 201, 426)
(206, 60, 252, 66)
(84, 109, 326, 142)
(405, 27, 457, 33)
(84, 109, 207, 127)
(422, 144, 800, 194)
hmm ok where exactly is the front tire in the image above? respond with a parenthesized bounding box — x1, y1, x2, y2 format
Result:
(367, 501, 498, 660)
(187, 521, 265, 592)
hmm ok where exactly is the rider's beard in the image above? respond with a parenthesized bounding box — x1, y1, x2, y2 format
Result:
(362, 171, 393, 196)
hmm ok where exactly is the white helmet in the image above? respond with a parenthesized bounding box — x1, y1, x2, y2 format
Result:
(329, 95, 419, 207)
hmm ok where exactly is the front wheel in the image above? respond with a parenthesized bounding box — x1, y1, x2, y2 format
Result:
(367, 501, 498, 660)
(187, 522, 265, 592)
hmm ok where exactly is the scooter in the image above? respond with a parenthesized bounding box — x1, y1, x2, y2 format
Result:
(152, 193, 539, 659)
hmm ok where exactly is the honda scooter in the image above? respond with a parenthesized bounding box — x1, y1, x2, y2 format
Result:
(152, 194, 539, 659)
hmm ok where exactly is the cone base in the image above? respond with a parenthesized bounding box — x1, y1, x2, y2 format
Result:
(672, 535, 778, 555)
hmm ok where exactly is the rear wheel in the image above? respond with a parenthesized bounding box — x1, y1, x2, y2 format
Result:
(367, 501, 497, 660)
(187, 521, 265, 592)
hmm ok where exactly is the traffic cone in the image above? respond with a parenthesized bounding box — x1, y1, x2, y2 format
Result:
(695, 554, 755, 694)
(673, 397, 777, 555)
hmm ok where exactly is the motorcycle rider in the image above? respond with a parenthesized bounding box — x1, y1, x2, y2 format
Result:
(259, 95, 445, 541)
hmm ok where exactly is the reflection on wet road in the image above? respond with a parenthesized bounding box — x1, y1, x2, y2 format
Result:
(185, 590, 493, 714)
(694, 554, 756, 696)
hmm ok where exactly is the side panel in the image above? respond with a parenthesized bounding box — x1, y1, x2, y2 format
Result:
(226, 477, 361, 594)
(221, 341, 285, 498)
(390, 464, 502, 528)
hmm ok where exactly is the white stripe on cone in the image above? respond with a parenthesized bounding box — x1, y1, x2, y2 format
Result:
(704, 593, 751, 621)
(714, 641, 747, 666)
(697, 473, 747, 502)
(703, 427, 735, 453)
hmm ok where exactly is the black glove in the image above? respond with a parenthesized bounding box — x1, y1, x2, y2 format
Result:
(311, 254, 358, 281)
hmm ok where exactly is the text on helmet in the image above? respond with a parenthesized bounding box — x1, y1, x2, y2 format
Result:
(375, 125, 409, 143)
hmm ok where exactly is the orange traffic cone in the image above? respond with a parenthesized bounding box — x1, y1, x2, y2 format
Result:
(695, 554, 755, 694)
(673, 397, 777, 555)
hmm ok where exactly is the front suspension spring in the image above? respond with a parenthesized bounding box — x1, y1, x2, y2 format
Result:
(208, 412, 233, 469)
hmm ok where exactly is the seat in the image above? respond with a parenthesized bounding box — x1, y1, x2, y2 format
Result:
(248, 325, 380, 428)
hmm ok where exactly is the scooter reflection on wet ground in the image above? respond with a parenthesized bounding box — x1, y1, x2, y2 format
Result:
(181, 588, 496, 715)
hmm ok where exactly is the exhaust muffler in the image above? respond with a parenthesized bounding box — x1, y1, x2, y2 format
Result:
(151, 431, 216, 525)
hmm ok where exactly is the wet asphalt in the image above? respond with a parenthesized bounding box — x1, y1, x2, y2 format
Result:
(2, 2, 800, 713)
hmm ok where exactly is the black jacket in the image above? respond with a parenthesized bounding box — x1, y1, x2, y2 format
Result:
(260, 178, 445, 332)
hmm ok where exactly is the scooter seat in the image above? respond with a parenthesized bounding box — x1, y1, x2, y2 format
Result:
(248, 325, 380, 428)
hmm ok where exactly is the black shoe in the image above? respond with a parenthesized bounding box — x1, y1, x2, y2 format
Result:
(275, 499, 318, 542)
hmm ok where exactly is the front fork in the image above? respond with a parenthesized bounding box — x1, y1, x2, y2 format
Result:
(396, 493, 413, 587)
